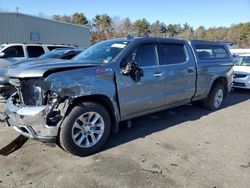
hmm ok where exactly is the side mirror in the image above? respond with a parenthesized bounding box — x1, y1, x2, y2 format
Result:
(0, 52, 5, 58)
(121, 61, 143, 82)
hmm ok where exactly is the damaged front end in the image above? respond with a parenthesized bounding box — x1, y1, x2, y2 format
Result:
(4, 78, 69, 143)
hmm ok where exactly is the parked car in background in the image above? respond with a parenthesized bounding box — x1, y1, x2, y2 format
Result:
(0, 43, 75, 61)
(230, 49, 250, 56)
(11, 49, 84, 68)
(39, 48, 84, 60)
(0, 43, 75, 101)
(3, 38, 233, 156)
(233, 54, 250, 89)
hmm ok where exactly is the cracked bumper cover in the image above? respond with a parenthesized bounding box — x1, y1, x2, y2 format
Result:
(4, 97, 59, 143)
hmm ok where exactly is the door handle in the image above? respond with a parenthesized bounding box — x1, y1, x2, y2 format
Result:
(153, 73, 163, 77)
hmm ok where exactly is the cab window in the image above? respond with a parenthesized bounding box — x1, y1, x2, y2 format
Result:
(3, 46, 24, 58)
(27, 46, 45, 58)
(195, 45, 229, 60)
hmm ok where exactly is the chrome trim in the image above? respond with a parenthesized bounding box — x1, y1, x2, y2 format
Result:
(5, 95, 59, 143)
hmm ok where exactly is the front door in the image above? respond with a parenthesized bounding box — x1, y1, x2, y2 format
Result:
(116, 43, 165, 120)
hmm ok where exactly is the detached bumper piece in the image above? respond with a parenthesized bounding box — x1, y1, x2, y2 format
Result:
(4, 96, 59, 143)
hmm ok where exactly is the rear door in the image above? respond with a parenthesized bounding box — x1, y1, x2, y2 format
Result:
(116, 42, 165, 119)
(158, 41, 197, 106)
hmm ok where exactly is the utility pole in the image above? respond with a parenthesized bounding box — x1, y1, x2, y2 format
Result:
(16, 7, 19, 17)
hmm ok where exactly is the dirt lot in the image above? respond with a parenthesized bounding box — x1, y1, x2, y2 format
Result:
(0, 90, 250, 188)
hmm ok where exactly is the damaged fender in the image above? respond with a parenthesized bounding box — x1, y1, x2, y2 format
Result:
(44, 65, 121, 132)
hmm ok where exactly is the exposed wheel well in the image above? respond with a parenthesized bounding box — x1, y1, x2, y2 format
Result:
(211, 77, 228, 96)
(69, 95, 119, 133)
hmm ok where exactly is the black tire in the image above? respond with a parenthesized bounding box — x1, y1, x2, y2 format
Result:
(59, 101, 111, 156)
(203, 84, 225, 110)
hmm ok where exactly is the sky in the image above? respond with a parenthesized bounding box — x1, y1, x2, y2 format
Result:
(0, 0, 249, 29)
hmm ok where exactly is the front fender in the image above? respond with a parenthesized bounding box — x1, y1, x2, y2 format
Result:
(44, 66, 121, 128)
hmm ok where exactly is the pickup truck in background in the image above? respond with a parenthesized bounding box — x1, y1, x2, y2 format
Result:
(3, 37, 233, 156)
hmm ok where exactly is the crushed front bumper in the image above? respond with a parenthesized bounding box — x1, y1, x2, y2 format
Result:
(4, 96, 59, 143)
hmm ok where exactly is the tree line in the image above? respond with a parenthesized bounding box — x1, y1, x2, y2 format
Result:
(52, 13, 250, 48)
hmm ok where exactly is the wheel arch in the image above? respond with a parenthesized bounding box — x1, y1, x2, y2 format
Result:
(210, 76, 228, 96)
(68, 94, 120, 133)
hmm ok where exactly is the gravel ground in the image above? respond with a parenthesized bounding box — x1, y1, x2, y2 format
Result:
(0, 90, 249, 188)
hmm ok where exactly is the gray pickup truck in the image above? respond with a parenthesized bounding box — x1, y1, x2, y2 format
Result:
(3, 37, 233, 156)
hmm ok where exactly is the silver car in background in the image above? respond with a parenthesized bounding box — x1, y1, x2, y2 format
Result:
(233, 54, 250, 89)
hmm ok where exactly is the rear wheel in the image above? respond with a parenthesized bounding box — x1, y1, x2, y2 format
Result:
(59, 101, 111, 156)
(204, 84, 225, 110)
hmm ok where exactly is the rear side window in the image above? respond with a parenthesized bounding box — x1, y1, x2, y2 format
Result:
(195, 45, 229, 60)
(159, 43, 187, 65)
(3, 46, 24, 58)
(27, 46, 45, 58)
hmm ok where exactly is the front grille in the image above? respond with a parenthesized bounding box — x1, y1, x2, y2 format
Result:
(15, 79, 44, 106)
(234, 74, 247, 78)
(233, 82, 246, 87)
(20, 81, 36, 105)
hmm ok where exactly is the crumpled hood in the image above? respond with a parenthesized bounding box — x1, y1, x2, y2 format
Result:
(7, 59, 99, 78)
(233, 66, 250, 74)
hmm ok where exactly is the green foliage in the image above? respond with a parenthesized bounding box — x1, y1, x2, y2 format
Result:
(133, 18, 150, 36)
(151, 20, 162, 37)
(93, 14, 112, 33)
(52, 13, 88, 25)
(72, 12, 88, 25)
(122, 17, 132, 36)
(52, 13, 250, 47)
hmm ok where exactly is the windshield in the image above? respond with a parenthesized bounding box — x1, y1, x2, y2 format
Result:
(39, 50, 66, 59)
(73, 39, 129, 64)
(234, 56, 250, 66)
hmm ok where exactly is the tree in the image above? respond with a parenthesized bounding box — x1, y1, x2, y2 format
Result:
(151, 20, 161, 37)
(227, 24, 240, 43)
(122, 17, 132, 36)
(177, 28, 194, 40)
(160, 22, 167, 36)
(167, 24, 181, 37)
(53, 12, 250, 47)
(133, 18, 150, 36)
(194, 26, 206, 39)
(93, 14, 112, 33)
(102, 14, 112, 33)
(52, 15, 71, 22)
(62, 15, 72, 23)
(239, 23, 250, 47)
(53, 15, 61, 22)
(72, 12, 88, 25)
(183, 22, 191, 31)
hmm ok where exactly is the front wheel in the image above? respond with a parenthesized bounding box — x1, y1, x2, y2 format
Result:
(59, 102, 111, 156)
(204, 84, 225, 110)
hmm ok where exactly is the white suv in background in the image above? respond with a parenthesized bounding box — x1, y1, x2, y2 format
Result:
(0, 43, 74, 61)
(0, 43, 74, 101)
